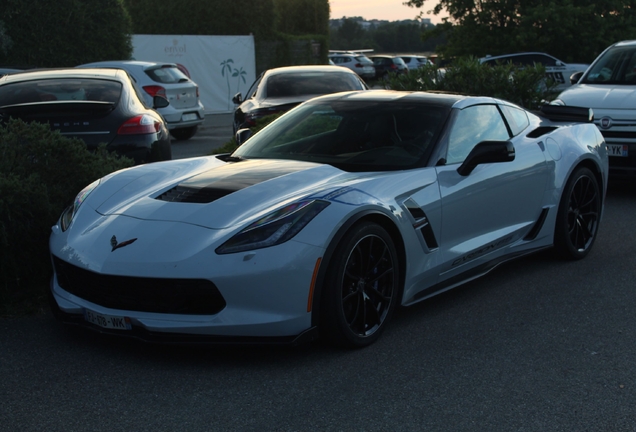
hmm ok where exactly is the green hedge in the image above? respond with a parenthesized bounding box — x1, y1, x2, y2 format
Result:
(384, 57, 558, 109)
(0, 0, 132, 68)
(0, 119, 133, 315)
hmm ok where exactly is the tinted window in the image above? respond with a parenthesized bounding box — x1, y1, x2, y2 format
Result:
(500, 104, 529, 136)
(0, 78, 122, 105)
(264, 72, 363, 98)
(447, 105, 509, 164)
(583, 45, 636, 84)
(145, 66, 189, 84)
(233, 100, 450, 171)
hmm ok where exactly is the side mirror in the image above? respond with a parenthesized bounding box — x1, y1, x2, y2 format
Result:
(570, 71, 584, 85)
(235, 128, 252, 146)
(232, 92, 243, 105)
(153, 95, 170, 109)
(457, 140, 515, 176)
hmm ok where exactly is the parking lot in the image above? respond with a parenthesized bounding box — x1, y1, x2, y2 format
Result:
(170, 113, 233, 160)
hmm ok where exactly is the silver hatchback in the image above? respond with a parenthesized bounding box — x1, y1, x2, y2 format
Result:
(77, 61, 205, 140)
(328, 53, 376, 80)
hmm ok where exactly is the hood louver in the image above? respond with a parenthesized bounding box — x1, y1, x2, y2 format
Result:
(156, 185, 232, 203)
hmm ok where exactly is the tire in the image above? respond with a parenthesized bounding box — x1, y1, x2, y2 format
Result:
(171, 125, 198, 141)
(320, 222, 400, 348)
(554, 166, 601, 260)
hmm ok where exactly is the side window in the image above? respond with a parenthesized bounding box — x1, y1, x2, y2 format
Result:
(500, 104, 529, 136)
(245, 75, 262, 99)
(447, 105, 510, 164)
(530, 54, 557, 67)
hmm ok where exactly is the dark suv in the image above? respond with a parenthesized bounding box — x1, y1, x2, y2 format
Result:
(368, 55, 408, 79)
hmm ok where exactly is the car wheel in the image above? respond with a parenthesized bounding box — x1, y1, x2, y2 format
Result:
(554, 166, 601, 260)
(171, 126, 198, 141)
(320, 221, 400, 348)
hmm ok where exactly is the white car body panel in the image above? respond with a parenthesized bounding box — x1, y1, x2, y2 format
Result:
(49, 91, 608, 344)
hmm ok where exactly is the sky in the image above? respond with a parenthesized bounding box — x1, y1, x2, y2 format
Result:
(329, 0, 446, 24)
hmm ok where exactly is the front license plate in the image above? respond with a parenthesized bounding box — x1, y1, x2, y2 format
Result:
(84, 309, 131, 330)
(607, 144, 628, 157)
(181, 113, 197, 122)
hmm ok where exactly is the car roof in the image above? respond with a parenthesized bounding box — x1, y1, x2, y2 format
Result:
(306, 89, 491, 109)
(0, 67, 127, 84)
(78, 60, 178, 69)
(481, 52, 556, 61)
(265, 65, 360, 76)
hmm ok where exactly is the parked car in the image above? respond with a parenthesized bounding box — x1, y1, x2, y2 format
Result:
(49, 90, 607, 348)
(77, 61, 205, 141)
(232, 65, 368, 133)
(480, 52, 589, 91)
(0, 68, 172, 164)
(400, 55, 433, 70)
(552, 40, 636, 177)
(368, 55, 409, 79)
(328, 52, 376, 79)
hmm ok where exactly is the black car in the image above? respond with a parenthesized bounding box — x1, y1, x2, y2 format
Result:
(0, 68, 172, 164)
(368, 55, 409, 79)
(232, 65, 368, 133)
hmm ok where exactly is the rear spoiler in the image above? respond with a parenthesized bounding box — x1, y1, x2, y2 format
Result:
(539, 104, 594, 123)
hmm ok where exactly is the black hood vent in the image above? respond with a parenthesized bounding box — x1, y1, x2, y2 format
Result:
(155, 159, 315, 204)
(156, 185, 233, 203)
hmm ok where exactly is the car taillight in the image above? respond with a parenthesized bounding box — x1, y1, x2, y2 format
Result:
(196, 86, 199, 98)
(390, 64, 398, 70)
(117, 115, 160, 135)
(355, 63, 363, 67)
(143, 85, 166, 98)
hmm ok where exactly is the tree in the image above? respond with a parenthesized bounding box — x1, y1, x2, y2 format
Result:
(406, 0, 636, 63)
(0, 0, 132, 67)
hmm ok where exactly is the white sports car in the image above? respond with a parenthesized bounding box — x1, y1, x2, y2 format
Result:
(49, 91, 608, 348)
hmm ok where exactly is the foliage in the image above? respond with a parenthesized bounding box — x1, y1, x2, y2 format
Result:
(0, 119, 133, 315)
(211, 113, 284, 155)
(275, 0, 330, 36)
(0, 0, 132, 68)
(406, 0, 636, 64)
(329, 18, 443, 53)
(384, 57, 557, 109)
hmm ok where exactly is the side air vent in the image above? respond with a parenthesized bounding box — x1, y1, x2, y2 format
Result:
(524, 208, 549, 241)
(404, 198, 439, 249)
(156, 185, 232, 203)
(527, 126, 558, 139)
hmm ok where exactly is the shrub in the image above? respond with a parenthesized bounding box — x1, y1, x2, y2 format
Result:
(0, 119, 133, 315)
(385, 57, 557, 109)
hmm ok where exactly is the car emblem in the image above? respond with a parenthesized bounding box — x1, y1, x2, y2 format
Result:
(599, 117, 613, 129)
(110, 235, 138, 252)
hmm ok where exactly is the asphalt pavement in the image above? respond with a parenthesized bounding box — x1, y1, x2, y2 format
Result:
(170, 113, 234, 160)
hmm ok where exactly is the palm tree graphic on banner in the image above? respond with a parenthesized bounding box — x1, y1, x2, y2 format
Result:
(220, 59, 234, 111)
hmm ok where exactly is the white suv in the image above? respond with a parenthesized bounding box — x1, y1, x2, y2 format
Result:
(553, 40, 636, 177)
(77, 61, 205, 140)
(328, 53, 376, 80)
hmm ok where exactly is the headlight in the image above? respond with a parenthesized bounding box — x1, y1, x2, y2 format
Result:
(60, 179, 100, 231)
(216, 200, 330, 254)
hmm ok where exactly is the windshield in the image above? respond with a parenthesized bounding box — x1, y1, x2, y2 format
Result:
(232, 99, 449, 172)
(263, 72, 364, 98)
(583, 44, 636, 84)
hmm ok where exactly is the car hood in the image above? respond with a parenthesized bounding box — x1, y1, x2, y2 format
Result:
(92, 157, 356, 229)
(558, 84, 636, 109)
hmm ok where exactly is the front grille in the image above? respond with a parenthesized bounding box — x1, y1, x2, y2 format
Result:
(53, 256, 226, 315)
(600, 131, 636, 140)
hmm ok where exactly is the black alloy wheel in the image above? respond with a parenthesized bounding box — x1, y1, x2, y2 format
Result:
(321, 222, 400, 348)
(554, 166, 601, 260)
